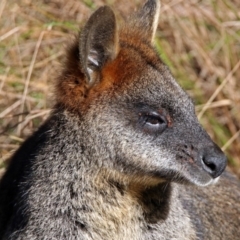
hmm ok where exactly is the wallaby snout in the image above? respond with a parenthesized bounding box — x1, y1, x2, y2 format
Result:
(171, 122, 227, 186)
(200, 144, 227, 179)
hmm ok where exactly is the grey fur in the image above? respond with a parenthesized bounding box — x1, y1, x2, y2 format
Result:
(0, 0, 239, 239)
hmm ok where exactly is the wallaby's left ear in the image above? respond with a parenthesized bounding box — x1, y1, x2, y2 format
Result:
(79, 6, 119, 86)
(135, 0, 161, 43)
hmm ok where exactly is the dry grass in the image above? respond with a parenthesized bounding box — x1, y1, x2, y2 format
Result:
(0, 0, 240, 177)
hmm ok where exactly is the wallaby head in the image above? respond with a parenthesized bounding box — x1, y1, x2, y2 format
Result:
(56, 0, 226, 188)
(1, 0, 237, 239)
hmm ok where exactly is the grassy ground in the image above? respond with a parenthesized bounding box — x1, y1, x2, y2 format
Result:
(0, 0, 240, 177)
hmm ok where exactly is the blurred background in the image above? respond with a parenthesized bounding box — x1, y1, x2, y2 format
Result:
(0, 0, 240, 177)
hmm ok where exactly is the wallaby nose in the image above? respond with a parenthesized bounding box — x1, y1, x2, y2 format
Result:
(200, 144, 227, 179)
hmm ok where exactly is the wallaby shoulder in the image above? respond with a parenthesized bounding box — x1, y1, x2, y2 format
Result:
(0, 113, 57, 237)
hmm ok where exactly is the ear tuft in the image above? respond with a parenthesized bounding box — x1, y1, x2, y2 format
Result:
(79, 6, 119, 86)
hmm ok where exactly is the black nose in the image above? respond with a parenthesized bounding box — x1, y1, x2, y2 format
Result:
(200, 144, 227, 178)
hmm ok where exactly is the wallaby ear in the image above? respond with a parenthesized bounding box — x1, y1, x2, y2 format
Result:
(135, 0, 160, 43)
(79, 6, 119, 86)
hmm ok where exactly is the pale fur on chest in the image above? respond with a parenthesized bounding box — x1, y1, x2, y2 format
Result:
(77, 175, 196, 240)
(77, 179, 196, 240)
(75, 170, 146, 240)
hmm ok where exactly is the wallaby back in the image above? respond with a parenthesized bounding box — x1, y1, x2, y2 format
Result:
(0, 0, 240, 239)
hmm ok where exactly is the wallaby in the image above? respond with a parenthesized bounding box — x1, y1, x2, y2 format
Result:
(0, 0, 240, 239)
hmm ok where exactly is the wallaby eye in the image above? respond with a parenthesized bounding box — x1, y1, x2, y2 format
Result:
(145, 114, 165, 125)
(139, 112, 168, 134)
